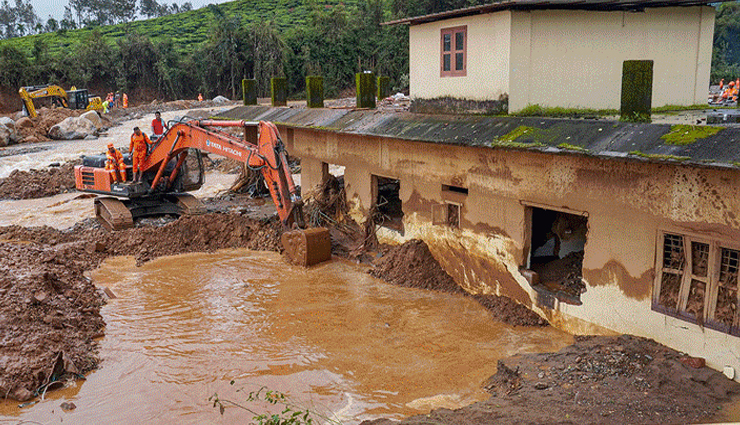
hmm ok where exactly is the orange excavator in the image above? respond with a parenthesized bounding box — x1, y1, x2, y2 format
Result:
(74, 118, 331, 266)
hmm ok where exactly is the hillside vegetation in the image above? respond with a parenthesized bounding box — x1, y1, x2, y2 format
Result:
(0, 0, 358, 57)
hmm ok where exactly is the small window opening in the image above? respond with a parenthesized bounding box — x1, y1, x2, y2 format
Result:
(528, 207, 588, 302)
(372, 175, 403, 232)
(442, 184, 468, 195)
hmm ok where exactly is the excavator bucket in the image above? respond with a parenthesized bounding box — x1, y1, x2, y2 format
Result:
(281, 227, 332, 267)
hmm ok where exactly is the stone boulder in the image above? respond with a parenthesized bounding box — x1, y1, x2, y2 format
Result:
(16, 117, 33, 128)
(0, 124, 11, 147)
(213, 95, 229, 104)
(80, 110, 103, 129)
(48, 116, 97, 140)
(0, 117, 16, 132)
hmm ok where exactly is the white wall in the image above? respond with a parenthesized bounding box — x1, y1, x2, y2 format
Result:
(410, 6, 715, 112)
(508, 7, 715, 111)
(409, 12, 511, 100)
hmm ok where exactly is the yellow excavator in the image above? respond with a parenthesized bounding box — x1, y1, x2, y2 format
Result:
(19, 84, 104, 118)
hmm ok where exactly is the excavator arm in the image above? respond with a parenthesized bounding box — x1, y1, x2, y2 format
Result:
(18, 85, 69, 118)
(139, 119, 303, 228)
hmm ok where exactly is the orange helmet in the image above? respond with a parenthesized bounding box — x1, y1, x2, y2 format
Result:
(730, 81, 735, 87)
(107, 143, 114, 149)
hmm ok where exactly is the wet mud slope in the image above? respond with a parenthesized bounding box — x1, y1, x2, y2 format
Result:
(363, 334, 740, 425)
(0, 213, 281, 401)
(0, 160, 80, 200)
(370, 239, 547, 327)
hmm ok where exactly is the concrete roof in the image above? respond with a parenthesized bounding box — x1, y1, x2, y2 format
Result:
(218, 106, 740, 171)
(382, 0, 732, 25)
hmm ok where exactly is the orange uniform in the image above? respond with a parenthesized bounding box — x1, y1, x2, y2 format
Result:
(122, 93, 129, 108)
(129, 133, 152, 173)
(105, 145, 126, 182)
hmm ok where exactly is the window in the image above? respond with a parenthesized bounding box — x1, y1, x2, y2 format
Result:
(433, 185, 467, 229)
(372, 175, 403, 232)
(524, 206, 588, 304)
(653, 232, 740, 335)
(441, 26, 466, 77)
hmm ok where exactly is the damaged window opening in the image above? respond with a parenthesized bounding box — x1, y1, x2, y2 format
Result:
(446, 202, 460, 228)
(653, 232, 740, 335)
(527, 207, 588, 303)
(372, 175, 403, 232)
(310, 162, 346, 226)
(442, 184, 468, 195)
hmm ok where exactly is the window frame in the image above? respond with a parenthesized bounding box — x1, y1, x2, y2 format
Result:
(652, 229, 740, 336)
(440, 25, 467, 78)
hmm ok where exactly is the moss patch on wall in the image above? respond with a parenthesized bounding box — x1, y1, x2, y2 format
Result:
(661, 125, 723, 146)
(513, 104, 619, 118)
(629, 151, 690, 161)
(557, 143, 589, 152)
(620, 60, 653, 123)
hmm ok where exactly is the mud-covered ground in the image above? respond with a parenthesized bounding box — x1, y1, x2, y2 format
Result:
(0, 212, 282, 401)
(0, 160, 80, 200)
(362, 334, 740, 425)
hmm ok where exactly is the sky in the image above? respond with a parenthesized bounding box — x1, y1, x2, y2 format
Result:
(32, 0, 232, 22)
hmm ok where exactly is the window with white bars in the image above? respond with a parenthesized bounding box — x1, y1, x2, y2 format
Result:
(653, 232, 740, 335)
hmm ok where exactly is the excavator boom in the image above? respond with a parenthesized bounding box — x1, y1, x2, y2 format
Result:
(74, 119, 331, 267)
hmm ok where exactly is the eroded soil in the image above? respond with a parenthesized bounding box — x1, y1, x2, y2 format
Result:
(0, 160, 80, 200)
(0, 212, 281, 401)
(362, 334, 740, 425)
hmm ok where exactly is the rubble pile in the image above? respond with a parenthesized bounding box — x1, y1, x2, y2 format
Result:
(0, 160, 80, 200)
(363, 334, 740, 425)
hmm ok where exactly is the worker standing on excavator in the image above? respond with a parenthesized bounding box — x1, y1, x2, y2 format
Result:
(151, 111, 168, 140)
(105, 143, 126, 183)
(129, 127, 152, 183)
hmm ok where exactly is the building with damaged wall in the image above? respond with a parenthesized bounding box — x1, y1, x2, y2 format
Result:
(226, 105, 740, 379)
(384, 0, 720, 113)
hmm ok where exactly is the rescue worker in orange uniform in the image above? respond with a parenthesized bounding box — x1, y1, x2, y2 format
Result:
(122, 93, 129, 108)
(105, 143, 126, 183)
(129, 127, 152, 183)
(197, 93, 203, 102)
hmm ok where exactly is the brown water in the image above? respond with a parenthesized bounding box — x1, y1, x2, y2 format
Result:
(1, 250, 572, 424)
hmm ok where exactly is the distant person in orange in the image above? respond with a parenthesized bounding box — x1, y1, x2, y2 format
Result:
(122, 93, 129, 108)
(105, 143, 126, 183)
(720, 79, 725, 90)
(151, 111, 167, 139)
(129, 127, 152, 183)
(198, 93, 203, 102)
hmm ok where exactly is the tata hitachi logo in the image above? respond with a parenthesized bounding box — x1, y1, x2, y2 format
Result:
(205, 139, 242, 157)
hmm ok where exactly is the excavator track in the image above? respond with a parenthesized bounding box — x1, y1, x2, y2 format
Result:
(172, 194, 206, 215)
(95, 197, 134, 231)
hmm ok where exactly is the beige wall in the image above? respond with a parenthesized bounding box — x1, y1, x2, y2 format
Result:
(409, 12, 511, 100)
(410, 6, 715, 112)
(289, 126, 740, 380)
(509, 7, 715, 111)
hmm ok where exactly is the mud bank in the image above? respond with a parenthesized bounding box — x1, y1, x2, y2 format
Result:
(0, 212, 282, 401)
(363, 334, 740, 425)
(371, 239, 548, 327)
(0, 160, 80, 200)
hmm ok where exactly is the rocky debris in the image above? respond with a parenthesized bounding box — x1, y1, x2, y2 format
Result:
(0, 212, 283, 401)
(0, 123, 13, 146)
(105, 99, 220, 122)
(48, 116, 97, 140)
(60, 401, 76, 411)
(0, 160, 80, 200)
(472, 294, 549, 327)
(362, 334, 740, 425)
(16, 116, 33, 128)
(0, 116, 16, 131)
(213, 95, 230, 104)
(80, 110, 103, 129)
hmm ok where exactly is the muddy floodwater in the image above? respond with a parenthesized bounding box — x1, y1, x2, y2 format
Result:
(1, 250, 572, 424)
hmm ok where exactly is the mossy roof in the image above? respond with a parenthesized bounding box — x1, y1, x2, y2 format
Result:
(219, 106, 740, 170)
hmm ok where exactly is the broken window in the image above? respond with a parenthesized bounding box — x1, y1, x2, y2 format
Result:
(653, 232, 740, 334)
(372, 175, 403, 232)
(526, 207, 588, 303)
(440, 26, 466, 77)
